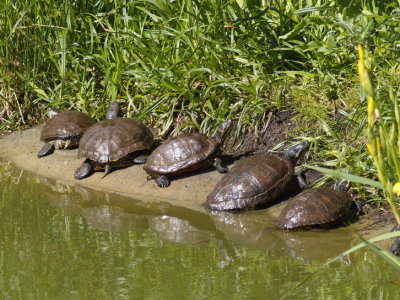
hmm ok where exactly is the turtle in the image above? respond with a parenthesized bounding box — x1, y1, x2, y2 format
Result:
(143, 119, 232, 187)
(274, 180, 352, 230)
(37, 108, 94, 158)
(390, 225, 400, 256)
(74, 102, 154, 179)
(204, 141, 310, 211)
(390, 237, 400, 256)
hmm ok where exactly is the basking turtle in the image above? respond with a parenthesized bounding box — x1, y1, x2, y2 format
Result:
(275, 180, 352, 230)
(390, 237, 400, 256)
(143, 120, 231, 187)
(390, 225, 400, 256)
(38, 108, 94, 157)
(204, 141, 310, 211)
(74, 102, 153, 179)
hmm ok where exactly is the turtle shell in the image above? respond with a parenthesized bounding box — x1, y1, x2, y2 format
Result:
(78, 118, 153, 164)
(40, 111, 94, 142)
(275, 187, 351, 230)
(143, 133, 218, 175)
(205, 155, 294, 211)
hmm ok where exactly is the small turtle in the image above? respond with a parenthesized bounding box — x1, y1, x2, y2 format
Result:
(143, 120, 232, 187)
(390, 237, 400, 256)
(38, 108, 94, 157)
(390, 225, 400, 256)
(275, 180, 352, 230)
(74, 102, 153, 179)
(204, 141, 310, 211)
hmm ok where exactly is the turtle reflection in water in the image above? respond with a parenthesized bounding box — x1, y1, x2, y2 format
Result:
(275, 180, 353, 230)
(38, 108, 94, 157)
(204, 141, 310, 211)
(74, 102, 154, 179)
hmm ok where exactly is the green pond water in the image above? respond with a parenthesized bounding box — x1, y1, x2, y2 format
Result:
(0, 160, 399, 299)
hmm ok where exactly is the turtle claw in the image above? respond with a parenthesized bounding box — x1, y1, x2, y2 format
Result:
(38, 142, 55, 158)
(155, 175, 170, 188)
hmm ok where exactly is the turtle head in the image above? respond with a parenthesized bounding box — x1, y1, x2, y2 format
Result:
(106, 102, 123, 119)
(47, 107, 60, 118)
(284, 140, 310, 164)
(334, 179, 349, 192)
(215, 119, 233, 144)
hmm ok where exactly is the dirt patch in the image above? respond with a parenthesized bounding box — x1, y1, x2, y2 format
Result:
(221, 110, 296, 157)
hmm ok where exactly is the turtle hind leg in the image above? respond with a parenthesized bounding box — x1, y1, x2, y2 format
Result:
(155, 175, 170, 188)
(213, 157, 228, 173)
(133, 154, 148, 164)
(38, 142, 55, 157)
(74, 160, 93, 180)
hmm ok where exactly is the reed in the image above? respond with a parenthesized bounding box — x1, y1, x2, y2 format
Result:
(358, 45, 400, 223)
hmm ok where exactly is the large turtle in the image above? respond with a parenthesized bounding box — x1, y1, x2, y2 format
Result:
(74, 102, 154, 179)
(275, 180, 352, 230)
(38, 108, 94, 157)
(143, 120, 231, 187)
(204, 141, 310, 211)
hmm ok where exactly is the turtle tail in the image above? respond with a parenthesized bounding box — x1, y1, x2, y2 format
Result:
(101, 164, 112, 179)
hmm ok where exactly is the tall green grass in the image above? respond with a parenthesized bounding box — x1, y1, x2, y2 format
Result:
(0, 1, 396, 131)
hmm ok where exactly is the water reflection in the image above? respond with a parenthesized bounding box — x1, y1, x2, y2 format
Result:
(209, 209, 357, 262)
(148, 216, 215, 245)
(81, 205, 149, 232)
(2, 159, 400, 299)
(37, 177, 228, 247)
(0, 160, 376, 263)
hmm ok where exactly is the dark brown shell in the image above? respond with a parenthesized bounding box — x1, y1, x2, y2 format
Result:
(205, 155, 294, 211)
(143, 133, 218, 175)
(40, 111, 94, 142)
(78, 118, 153, 163)
(275, 187, 351, 229)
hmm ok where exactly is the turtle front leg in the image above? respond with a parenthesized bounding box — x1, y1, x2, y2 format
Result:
(155, 175, 171, 188)
(133, 154, 148, 164)
(38, 141, 55, 158)
(213, 157, 228, 173)
(74, 160, 93, 180)
(296, 175, 308, 190)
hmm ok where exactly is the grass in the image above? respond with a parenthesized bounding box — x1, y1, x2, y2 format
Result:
(1, 0, 400, 205)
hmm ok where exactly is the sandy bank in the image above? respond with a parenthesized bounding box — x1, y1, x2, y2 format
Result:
(0, 127, 238, 212)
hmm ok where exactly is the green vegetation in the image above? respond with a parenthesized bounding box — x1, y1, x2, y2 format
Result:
(358, 45, 400, 224)
(1, 1, 400, 204)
